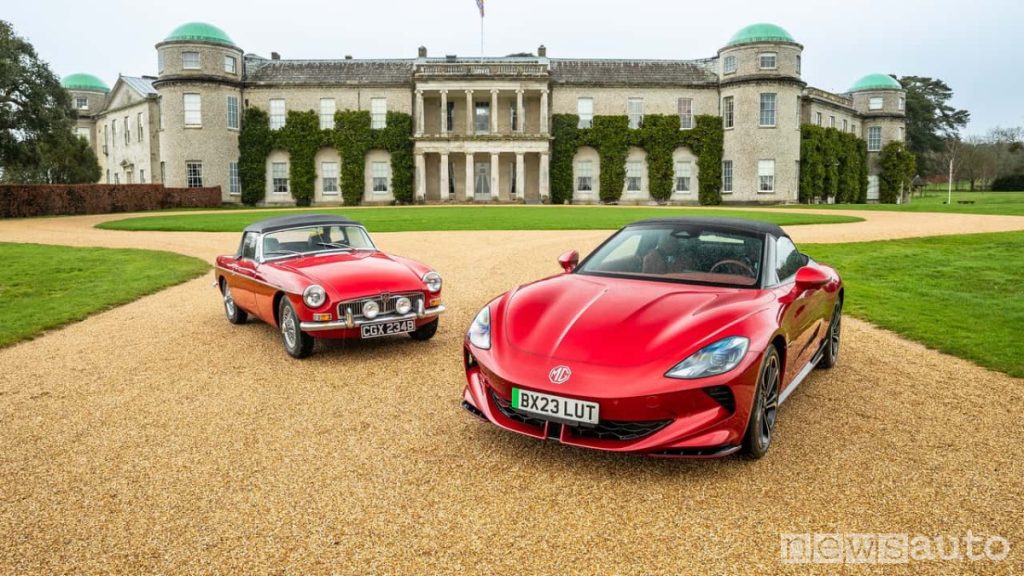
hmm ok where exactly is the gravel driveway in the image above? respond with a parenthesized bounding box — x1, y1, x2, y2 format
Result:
(0, 210, 1021, 574)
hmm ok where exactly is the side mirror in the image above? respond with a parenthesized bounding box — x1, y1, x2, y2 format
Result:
(794, 266, 829, 289)
(558, 250, 579, 273)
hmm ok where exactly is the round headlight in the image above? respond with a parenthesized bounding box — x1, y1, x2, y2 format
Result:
(302, 285, 327, 308)
(395, 296, 412, 315)
(362, 300, 380, 319)
(423, 271, 442, 293)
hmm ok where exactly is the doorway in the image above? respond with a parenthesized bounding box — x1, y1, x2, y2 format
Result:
(474, 162, 490, 200)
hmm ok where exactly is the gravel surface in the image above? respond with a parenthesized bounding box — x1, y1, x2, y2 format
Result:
(0, 210, 1022, 574)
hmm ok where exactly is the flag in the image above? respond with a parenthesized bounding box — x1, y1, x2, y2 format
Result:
(476, 0, 484, 17)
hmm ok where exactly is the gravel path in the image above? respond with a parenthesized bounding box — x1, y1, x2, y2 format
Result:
(0, 210, 1022, 574)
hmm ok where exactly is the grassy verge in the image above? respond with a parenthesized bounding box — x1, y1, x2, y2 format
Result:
(772, 191, 1024, 216)
(96, 205, 862, 233)
(804, 231, 1024, 378)
(0, 243, 209, 347)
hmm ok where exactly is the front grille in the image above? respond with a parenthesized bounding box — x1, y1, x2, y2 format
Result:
(338, 292, 422, 321)
(489, 389, 547, 429)
(703, 385, 736, 413)
(571, 418, 671, 442)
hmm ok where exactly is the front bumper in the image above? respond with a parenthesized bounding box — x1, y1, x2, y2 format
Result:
(300, 302, 445, 332)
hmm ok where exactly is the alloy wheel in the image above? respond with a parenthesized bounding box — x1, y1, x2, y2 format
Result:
(758, 353, 780, 450)
(829, 304, 842, 365)
(223, 285, 236, 318)
(281, 305, 297, 349)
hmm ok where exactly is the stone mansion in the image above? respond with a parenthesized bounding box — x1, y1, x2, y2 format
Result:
(63, 22, 906, 204)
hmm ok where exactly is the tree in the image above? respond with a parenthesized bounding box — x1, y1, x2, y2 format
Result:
(897, 76, 970, 172)
(878, 141, 916, 204)
(0, 20, 99, 182)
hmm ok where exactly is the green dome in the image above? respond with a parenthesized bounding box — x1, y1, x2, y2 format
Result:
(727, 23, 796, 46)
(849, 73, 902, 92)
(61, 73, 109, 93)
(164, 22, 236, 47)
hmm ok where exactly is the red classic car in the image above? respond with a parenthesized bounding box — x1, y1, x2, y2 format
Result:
(215, 214, 445, 358)
(462, 217, 843, 459)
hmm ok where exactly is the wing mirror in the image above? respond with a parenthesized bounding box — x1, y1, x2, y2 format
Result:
(558, 250, 579, 273)
(794, 266, 829, 289)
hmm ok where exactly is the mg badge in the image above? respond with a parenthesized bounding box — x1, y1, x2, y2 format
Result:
(548, 365, 572, 385)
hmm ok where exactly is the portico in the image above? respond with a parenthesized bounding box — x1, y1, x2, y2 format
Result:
(415, 140, 549, 203)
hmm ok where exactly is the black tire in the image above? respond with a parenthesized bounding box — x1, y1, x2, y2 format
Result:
(409, 318, 439, 341)
(742, 347, 781, 459)
(817, 301, 842, 369)
(221, 280, 248, 325)
(279, 298, 315, 359)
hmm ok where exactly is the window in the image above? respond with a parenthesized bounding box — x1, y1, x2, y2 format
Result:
(577, 97, 594, 129)
(272, 162, 289, 194)
(775, 237, 805, 282)
(446, 102, 455, 132)
(76, 127, 90, 142)
(182, 51, 200, 69)
(759, 93, 776, 127)
(139, 169, 145, 183)
(842, 119, 848, 132)
(186, 161, 203, 188)
(869, 97, 883, 110)
(474, 102, 490, 133)
(76, 97, 89, 110)
(815, 112, 822, 126)
(898, 96, 905, 111)
(867, 126, 882, 151)
(759, 52, 777, 70)
(317, 98, 336, 130)
(124, 116, 130, 145)
(137, 112, 144, 142)
(371, 98, 387, 129)
(722, 160, 733, 193)
(229, 161, 240, 195)
(372, 161, 389, 192)
(674, 161, 692, 192)
(321, 162, 339, 194)
(510, 102, 518, 131)
(758, 160, 775, 193)
(899, 126, 905, 141)
(183, 93, 202, 126)
(158, 98, 164, 130)
(227, 96, 239, 130)
(158, 51, 164, 74)
(269, 99, 286, 129)
(626, 160, 642, 192)
(829, 115, 836, 129)
(240, 233, 258, 260)
(851, 123, 857, 136)
(111, 120, 116, 142)
(678, 98, 693, 130)
(160, 161, 165, 183)
(577, 160, 593, 192)
(106, 169, 111, 184)
(723, 55, 736, 75)
(114, 173, 120, 184)
(627, 98, 643, 129)
(224, 55, 237, 74)
(796, 55, 801, 75)
(722, 96, 734, 129)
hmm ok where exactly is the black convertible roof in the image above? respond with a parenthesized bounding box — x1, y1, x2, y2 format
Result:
(627, 216, 789, 238)
(243, 214, 362, 234)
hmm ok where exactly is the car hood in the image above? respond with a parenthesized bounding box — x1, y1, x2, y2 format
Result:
(266, 251, 424, 297)
(501, 274, 767, 367)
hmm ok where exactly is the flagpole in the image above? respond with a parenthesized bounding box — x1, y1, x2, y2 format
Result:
(480, 13, 484, 56)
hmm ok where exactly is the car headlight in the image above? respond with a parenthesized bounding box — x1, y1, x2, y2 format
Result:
(395, 296, 412, 315)
(302, 285, 327, 308)
(467, 306, 491, 350)
(423, 271, 442, 293)
(666, 336, 749, 379)
(363, 300, 380, 319)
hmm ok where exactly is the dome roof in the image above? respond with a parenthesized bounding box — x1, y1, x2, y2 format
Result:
(61, 73, 110, 93)
(727, 23, 796, 46)
(849, 73, 902, 92)
(164, 22, 236, 47)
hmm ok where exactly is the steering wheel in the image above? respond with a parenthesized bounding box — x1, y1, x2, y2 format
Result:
(710, 259, 755, 277)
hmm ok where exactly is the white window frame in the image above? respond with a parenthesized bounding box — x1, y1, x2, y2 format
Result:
(674, 160, 692, 193)
(898, 96, 905, 111)
(815, 112, 823, 126)
(678, 98, 693, 130)
(723, 55, 737, 75)
(224, 55, 237, 74)
(576, 160, 593, 192)
(867, 126, 882, 152)
(722, 96, 735, 129)
(124, 116, 130, 145)
(137, 112, 143, 142)
(625, 160, 642, 192)
(899, 126, 905, 141)
(319, 98, 336, 130)
(829, 115, 836, 129)
(370, 98, 387, 129)
(577, 97, 593, 129)
(758, 160, 776, 193)
(474, 102, 490, 133)
(228, 161, 240, 195)
(758, 52, 778, 70)
(869, 97, 884, 111)
(321, 161, 339, 194)
(183, 93, 202, 127)
(372, 161, 390, 193)
(227, 96, 239, 130)
(269, 99, 286, 130)
(842, 119, 849, 132)
(759, 93, 776, 127)
(722, 160, 733, 193)
(186, 161, 203, 188)
(76, 97, 89, 110)
(139, 169, 145, 184)
(272, 162, 289, 194)
(627, 98, 644, 129)
(182, 51, 200, 70)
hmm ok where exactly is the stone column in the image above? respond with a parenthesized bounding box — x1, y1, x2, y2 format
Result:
(440, 90, 448, 135)
(415, 90, 424, 136)
(490, 152, 500, 200)
(465, 152, 475, 200)
(540, 89, 549, 134)
(439, 152, 449, 200)
(516, 89, 525, 133)
(515, 152, 525, 201)
(465, 89, 474, 136)
(490, 89, 499, 134)
(539, 151, 550, 200)
(415, 152, 426, 200)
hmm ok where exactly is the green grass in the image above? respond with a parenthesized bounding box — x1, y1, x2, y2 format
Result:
(0, 243, 209, 347)
(96, 205, 862, 233)
(804, 232, 1024, 378)
(773, 191, 1024, 216)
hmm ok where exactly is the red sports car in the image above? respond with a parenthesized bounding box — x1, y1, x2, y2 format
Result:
(462, 217, 842, 458)
(214, 214, 445, 358)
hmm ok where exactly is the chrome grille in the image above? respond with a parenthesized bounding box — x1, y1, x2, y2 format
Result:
(338, 292, 423, 320)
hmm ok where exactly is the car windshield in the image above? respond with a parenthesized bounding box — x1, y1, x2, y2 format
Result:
(262, 225, 375, 259)
(577, 225, 764, 287)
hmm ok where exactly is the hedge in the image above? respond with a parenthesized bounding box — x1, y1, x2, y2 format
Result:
(0, 184, 221, 218)
(878, 141, 916, 204)
(799, 125, 868, 203)
(991, 174, 1024, 191)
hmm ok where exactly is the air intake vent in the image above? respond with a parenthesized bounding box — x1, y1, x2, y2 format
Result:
(703, 385, 736, 413)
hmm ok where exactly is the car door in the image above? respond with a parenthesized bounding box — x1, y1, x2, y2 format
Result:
(774, 237, 825, 386)
(227, 233, 260, 316)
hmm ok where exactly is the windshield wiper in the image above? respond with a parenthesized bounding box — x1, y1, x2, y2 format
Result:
(317, 242, 353, 250)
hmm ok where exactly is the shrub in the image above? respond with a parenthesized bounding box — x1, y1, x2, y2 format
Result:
(991, 174, 1024, 191)
(878, 141, 916, 204)
(0, 184, 221, 218)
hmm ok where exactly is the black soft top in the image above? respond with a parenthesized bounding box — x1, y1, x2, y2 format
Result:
(628, 216, 788, 239)
(243, 214, 362, 234)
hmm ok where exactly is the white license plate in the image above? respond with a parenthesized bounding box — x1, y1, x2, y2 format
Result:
(511, 387, 599, 426)
(360, 319, 415, 339)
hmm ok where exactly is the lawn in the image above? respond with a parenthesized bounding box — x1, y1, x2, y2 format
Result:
(0, 243, 209, 347)
(804, 231, 1024, 378)
(773, 191, 1024, 216)
(96, 205, 861, 233)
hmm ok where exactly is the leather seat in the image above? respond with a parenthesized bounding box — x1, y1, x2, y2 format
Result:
(642, 234, 693, 274)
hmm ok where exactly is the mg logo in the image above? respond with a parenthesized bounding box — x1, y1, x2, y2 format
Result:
(548, 365, 572, 385)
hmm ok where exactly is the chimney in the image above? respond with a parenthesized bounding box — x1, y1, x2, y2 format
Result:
(446, 54, 457, 62)
(418, 46, 427, 58)
(345, 55, 353, 60)
(271, 52, 280, 60)
(537, 44, 547, 57)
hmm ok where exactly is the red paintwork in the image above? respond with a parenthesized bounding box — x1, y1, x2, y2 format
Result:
(463, 247, 842, 458)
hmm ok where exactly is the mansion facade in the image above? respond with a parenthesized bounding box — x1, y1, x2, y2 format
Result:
(64, 22, 906, 204)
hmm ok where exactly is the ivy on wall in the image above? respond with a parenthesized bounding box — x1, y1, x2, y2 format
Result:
(549, 114, 724, 205)
(238, 108, 272, 205)
(878, 141, 916, 204)
(799, 125, 868, 204)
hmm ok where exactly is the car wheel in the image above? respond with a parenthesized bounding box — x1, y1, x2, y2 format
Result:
(742, 347, 780, 459)
(409, 318, 439, 341)
(279, 298, 315, 358)
(817, 301, 842, 369)
(221, 281, 248, 325)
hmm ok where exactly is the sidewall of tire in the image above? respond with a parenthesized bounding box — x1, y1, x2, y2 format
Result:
(742, 347, 779, 459)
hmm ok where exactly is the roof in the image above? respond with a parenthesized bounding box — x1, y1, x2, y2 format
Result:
(243, 214, 362, 234)
(120, 76, 157, 97)
(627, 217, 788, 238)
(61, 73, 109, 93)
(164, 22, 236, 47)
(244, 57, 414, 86)
(726, 23, 797, 47)
(550, 59, 717, 86)
(849, 73, 902, 92)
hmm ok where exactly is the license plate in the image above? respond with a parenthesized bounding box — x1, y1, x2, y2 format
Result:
(511, 387, 599, 426)
(360, 319, 415, 339)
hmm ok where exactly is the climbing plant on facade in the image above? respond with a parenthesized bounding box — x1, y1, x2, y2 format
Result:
(799, 125, 868, 204)
(878, 141, 916, 204)
(237, 108, 272, 205)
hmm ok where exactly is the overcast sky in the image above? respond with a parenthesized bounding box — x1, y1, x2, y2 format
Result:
(8, 0, 1020, 134)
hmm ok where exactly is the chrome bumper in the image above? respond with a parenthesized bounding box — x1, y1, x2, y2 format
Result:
(300, 302, 445, 332)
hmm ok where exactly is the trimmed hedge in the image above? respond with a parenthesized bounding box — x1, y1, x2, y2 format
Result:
(0, 184, 221, 218)
(991, 174, 1024, 191)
